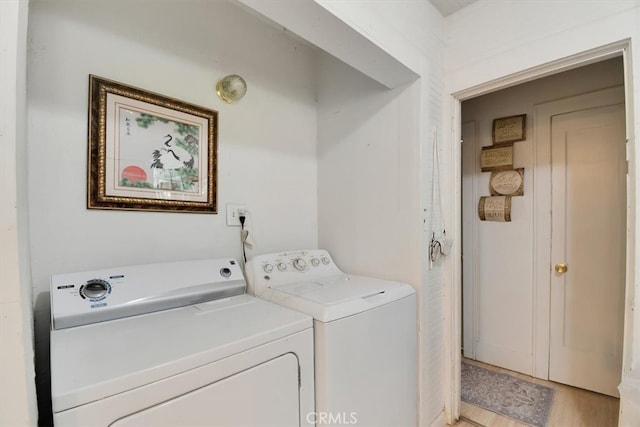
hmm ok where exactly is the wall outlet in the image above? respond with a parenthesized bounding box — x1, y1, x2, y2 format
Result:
(226, 204, 248, 226)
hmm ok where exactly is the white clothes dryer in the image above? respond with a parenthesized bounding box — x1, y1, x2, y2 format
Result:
(246, 250, 418, 427)
(50, 258, 314, 426)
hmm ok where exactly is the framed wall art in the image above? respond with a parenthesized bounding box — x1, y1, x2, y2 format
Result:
(480, 144, 513, 172)
(492, 114, 526, 144)
(87, 75, 218, 213)
(478, 196, 512, 222)
(490, 168, 524, 196)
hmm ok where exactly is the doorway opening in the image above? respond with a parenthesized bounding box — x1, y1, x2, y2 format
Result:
(446, 44, 633, 421)
(459, 57, 625, 425)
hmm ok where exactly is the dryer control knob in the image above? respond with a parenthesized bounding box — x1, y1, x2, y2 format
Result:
(321, 256, 331, 265)
(310, 258, 320, 267)
(263, 264, 274, 273)
(81, 279, 110, 299)
(293, 258, 307, 271)
(277, 262, 287, 271)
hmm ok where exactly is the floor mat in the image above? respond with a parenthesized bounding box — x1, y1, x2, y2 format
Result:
(461, 361, 554, 427)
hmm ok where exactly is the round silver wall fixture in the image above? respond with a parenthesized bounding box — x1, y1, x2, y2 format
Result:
(216, 75, 247, 103)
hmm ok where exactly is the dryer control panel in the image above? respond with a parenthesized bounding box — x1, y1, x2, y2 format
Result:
(246, 249, 343, 295)
(51, 258, 245, 330)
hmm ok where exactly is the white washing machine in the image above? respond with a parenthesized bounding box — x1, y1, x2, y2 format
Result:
(50, 258, 314, 426)
(246, 250, 418, 427)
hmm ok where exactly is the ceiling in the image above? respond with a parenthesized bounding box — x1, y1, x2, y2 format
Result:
(429, 0, 478, 16)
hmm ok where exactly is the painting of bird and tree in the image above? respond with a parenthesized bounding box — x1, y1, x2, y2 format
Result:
(118, 110, 200, 193)
(88, 75, 217, 213)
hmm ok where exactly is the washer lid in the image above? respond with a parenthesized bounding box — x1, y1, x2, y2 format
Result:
(262, 274, 415, 322)
(50, 294, 311, 413)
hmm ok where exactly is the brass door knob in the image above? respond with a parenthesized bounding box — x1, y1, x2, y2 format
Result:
(555, 263, 568, 274)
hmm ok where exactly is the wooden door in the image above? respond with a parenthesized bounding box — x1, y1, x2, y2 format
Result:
(549, 103, 626, 397)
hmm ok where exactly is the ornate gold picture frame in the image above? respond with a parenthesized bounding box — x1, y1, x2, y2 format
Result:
(88, 75, 218, 213)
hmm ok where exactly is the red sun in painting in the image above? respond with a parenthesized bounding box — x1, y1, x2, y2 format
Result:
(121, 165, 147, 182)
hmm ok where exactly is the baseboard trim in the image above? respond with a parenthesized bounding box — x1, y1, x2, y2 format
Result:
(429, 410, 447, 427)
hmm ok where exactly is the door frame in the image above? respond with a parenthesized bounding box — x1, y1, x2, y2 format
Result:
(443, 40, 635, 424)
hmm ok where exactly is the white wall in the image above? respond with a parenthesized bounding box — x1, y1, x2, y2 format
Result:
(461, 58, 624, 374)
(238, 0, 419, 89)
(313, 2, 446, 425)
(0, 1, 38, 425)
(316, 54, 420, 288)
(445, 1, 640, 424)
(27, 0, 318, 421)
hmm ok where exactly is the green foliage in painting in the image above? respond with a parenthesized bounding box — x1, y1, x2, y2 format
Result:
(175, 136, 199, 158)
(173, 167, 199, 190)
(136, 113, 197, 139)
(120, 178, 154, 188)
(150, 168, 199, 192)
(176, 122, 198, 137)
(136, 113, 169, 128)
(136, 113, 199, 158)
(135, 111, 201, 193)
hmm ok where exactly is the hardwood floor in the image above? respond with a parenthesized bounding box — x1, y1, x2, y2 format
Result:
(450, 358, 620, 427)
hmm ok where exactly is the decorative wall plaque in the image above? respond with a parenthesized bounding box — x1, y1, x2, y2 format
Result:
(490, 168, 524, 196)
(480, 144, 513, 172)
(492, 114, 526, 144)
(478, 196, 512, 222)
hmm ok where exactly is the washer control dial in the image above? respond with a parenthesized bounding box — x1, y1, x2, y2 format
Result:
(277, 262, 287, 271)
(310, 258, 320, 267)
(293, 258, 307, 271)
(263, 264, 274, 273)
(321, 256, 331, 265)
(220, 267, 232, 278)
(81, 279, 110, 299)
